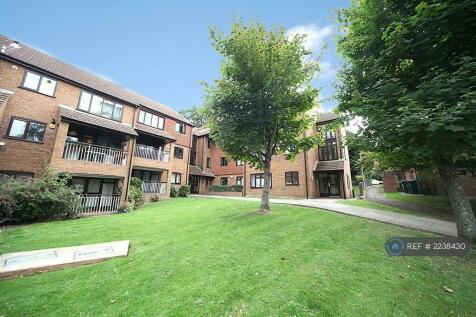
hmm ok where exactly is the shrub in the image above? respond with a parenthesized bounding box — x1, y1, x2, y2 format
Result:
(0, 165, 79, 224)
(127, 177, 144, 210)
(209, 184, 243, 192)
(150, 195, 161, 202)
(178, 185, 190, 197)
(170, 185, 179, 197)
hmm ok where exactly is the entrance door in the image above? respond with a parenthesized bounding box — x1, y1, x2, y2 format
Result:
(189, 175, 200, 194)
(318, 172, 341, 197)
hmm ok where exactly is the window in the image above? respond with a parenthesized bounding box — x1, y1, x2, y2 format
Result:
(207, 137, 212, 148)
(173, 146, 184, 159)
(220, 157, 228, 166)
(236, 160, 243, 166)
(250, 173, 272, 188)
(206, 157, 211, 168)
(7, 118, 46, 142)
(236, 176, 243, 186)
(22, 70, 57, 96)
(220, 177, 228, 185)
(175, 122, 186, 134)
(190, 151, 197, 166)
(171, 172, 181, 184)
(77, 91, 123, 121)
(285, 171, 299, 186)
(138, 109, 165, 129)
(318, 141, 338, 161)
(325, 130, 336, 140)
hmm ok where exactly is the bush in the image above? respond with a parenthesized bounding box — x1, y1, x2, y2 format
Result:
(150, 195, 161, 202)
(127, 177, 144, 210)
(209, 184, 243, 192)
(178, 185, 190, 197)
(0, 165, 79, 224)
(170, 185, 179, 197)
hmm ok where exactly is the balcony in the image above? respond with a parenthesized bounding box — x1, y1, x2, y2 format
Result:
(74, 194, 121, 214)
(63, 141, 127, 166)
(134, 144, 169, 162)
(141, 181, 167, 194)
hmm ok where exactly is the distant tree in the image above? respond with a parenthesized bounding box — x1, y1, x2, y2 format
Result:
(179, 106, 208, 127)
(206, 21, 320, 213)
(337, 0, 476, 240)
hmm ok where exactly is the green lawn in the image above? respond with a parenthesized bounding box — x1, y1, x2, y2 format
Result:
(339, 199, 453, 221)
(385, 192, 451, 211)
(1, 198, 475, 316)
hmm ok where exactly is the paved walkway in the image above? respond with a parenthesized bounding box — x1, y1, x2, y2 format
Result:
(365, 185, 451, 217)
(194, 195, 457, 236)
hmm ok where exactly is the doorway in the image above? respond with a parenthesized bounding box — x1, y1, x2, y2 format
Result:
(318, 172, 341, 197)
(189, 175, 200, 194)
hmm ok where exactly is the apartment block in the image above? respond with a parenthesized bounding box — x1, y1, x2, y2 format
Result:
(190, 113, 353, 199)
(0, 35, 192, 212)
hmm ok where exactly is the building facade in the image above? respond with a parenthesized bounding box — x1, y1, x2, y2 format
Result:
(190, 113, 353, 199)
(0, 35, 193, 212)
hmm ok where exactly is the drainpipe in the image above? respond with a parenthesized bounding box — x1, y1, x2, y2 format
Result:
(304, 149, 309, 199)
(243, 164, 247, 197)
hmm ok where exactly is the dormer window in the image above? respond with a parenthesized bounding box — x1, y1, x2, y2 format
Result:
(138, 109, 164, 129)
(21, 70, 57, 97)
(77, 91, 123, 121)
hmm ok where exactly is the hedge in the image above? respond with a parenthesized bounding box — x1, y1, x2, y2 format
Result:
(209, 184, 243, 192)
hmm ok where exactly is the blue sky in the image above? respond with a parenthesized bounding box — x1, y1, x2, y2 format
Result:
(0, 0, 349, 112)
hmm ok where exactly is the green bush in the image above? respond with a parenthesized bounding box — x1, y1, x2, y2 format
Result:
(150, 195, 161, 202)
(127, 177, 144, 210)
(178, 185, 190, 197)
(0, 165, 79, 224)
(170, 185, 179, 197)
(209, 184, 243, 192)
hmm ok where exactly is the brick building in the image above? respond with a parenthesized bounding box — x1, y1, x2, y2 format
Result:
(190, 113, 353, 199)
(0, 35, 193, 212)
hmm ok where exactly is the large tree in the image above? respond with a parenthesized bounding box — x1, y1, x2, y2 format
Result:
(337, 0, 476, 240)
(179, 106, 208, 127)
(206, 21, 320, 213)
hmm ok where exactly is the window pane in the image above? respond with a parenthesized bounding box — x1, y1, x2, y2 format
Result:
(144, 112, 152, 126)
(138, 110, 145, 123)
(23, 71, 40, 90)
(90, 95, 103, 115)
(158, 117, 164, 129)
(101, 100, 114, 118)
(38, 77, 56, 96)
(78, 92, 92, 111)
(112, 104, 123, 121)
(72, 178, 85, 193)
(8, 119, 27, 138)
(26, 122, 45, 142)
(87, 179, 101, 193)
(151, 115, 158, 128)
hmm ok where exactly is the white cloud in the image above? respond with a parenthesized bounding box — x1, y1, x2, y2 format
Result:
(317, 61, 337, 80)
(287, 24, 334, 54)
(346, 116, 365, 134)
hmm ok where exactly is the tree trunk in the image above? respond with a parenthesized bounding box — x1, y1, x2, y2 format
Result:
(438, 164, 476, 242)
(260, 161, 272, 214)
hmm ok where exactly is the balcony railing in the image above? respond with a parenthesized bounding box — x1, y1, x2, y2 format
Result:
(63, 141, 127, 166)
(134, 144, 169, 162)
(74, 194, 121, 214)
(141, 181, 167, 194)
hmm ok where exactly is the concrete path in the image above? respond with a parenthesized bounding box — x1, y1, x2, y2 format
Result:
(365, 185, 452, 217)
(194, 195, 457, 236)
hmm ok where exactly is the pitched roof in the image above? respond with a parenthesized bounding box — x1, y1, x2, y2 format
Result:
(313, 160, 344, 171)
(0, 34, 191, 125)
(59, 105, 138, 136)
(135, 123, 176, 141)
(189, 165, 214, 177)
(193, 127, 210, 137)
(317, 112, 338, 124)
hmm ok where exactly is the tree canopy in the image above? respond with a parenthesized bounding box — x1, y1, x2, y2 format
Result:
(179, 106, 208, 127)
(206, 21, 320, 212)
(337, 0, 476, 239)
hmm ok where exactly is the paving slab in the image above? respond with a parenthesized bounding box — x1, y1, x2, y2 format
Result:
(0, 240, 129, 280)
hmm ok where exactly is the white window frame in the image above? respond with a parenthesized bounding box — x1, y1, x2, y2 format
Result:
(22, 70, 57, 97)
